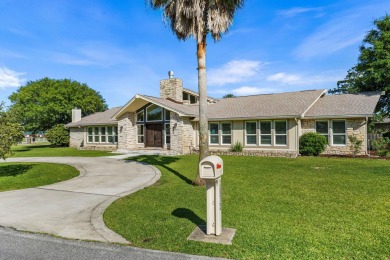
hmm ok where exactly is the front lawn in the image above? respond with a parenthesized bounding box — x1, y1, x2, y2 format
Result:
(0, 162, 79, 192)
(12, 143, 115, 157)
(104, 155, 390, 259)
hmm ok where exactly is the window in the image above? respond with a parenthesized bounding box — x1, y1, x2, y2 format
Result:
(165, 110, 171, 121)
(94, 127, 100, 142)
(183, 92, 189, 101)
(137, 125, 144, 143)
(260, 121, 272, 145)
(165, 124, 170, 144)
(332, 120, 346, 145)
(137, 111, 144, 122)
(100, 127, 106, 142)
(316, 121, 329, 143)
(221, 123, 232, 145)
(190, 95, 197, 104)
(274, 121, 287, 145)
(245, 122, 257, 145)
(146, 104, 162, 121)
(88, 127, 93, 142)
(209, 123, 219, 144)
(87, 126, 118, 144)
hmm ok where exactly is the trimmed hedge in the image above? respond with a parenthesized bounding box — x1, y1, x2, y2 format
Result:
(299, 132, 327, 156)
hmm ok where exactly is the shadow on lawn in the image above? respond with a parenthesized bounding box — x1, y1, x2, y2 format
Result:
(13, 144, 55, 152)
(127, 155, 193, 185)
(172, 208, 205, 226)
(0, 164, 33, 177)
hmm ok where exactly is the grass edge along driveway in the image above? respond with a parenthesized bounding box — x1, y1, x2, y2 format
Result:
(0, 162, 79, 192)
(104, 155, 390, 259)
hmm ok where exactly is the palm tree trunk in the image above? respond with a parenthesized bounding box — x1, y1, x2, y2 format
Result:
(193, 39, 208, 186)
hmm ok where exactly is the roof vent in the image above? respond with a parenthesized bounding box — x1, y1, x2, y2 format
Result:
(168, 71, 174, 79)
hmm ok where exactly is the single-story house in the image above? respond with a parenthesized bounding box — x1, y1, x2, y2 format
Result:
(65, 73, 381, 157)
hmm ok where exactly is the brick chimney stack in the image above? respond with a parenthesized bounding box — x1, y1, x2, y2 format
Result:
(160, 71, 183, 102)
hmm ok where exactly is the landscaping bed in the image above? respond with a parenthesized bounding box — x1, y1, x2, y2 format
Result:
(104, 155, 390, 259)
(0, 162, 79, 192)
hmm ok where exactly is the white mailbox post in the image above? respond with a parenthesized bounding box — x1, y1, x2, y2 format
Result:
(199, 155, 223, 236)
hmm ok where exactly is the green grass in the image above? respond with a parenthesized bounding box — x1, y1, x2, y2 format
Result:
(12, 143, 115, 157)
(0, 162, 79, 191)
(104, 155, 390, 259)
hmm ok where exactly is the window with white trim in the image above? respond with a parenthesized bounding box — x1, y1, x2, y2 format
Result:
(137, 111, 144, 122)
(332, 120, 346, 145)
(274, 121, 287, 145)
(316, 121, 329, 143)
(146, 104, 162, 121)
(209, 123, 219, 144)
(137, 125, 144, 143)
(245, 121, 257, 145)
(260, 121, 272, 145)
(221, 122, 232, 145)
(87, 126, 118, 144)
(165, 123, 170, 144)
(165, 110, 171, 121)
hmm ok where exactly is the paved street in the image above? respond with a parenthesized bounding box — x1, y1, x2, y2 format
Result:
(0, 226, 221, 260)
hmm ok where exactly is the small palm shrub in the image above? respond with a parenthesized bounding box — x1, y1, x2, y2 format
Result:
(299, 132, 327, 156)
(230, 141, 243, 152)
(46, 124, 70, 147)
(348, 135, 363, 157)
(373, 137, 390, 157)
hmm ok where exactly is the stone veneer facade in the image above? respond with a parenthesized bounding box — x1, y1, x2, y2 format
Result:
(69, 128, 84, 148)
(160, 78, 183, 102)
(170, 112, 194, 154)
(301, 118, 367, 155)
(117, 112, 145, 150)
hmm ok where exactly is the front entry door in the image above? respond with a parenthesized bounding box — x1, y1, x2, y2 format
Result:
(146, 124, 163, 148)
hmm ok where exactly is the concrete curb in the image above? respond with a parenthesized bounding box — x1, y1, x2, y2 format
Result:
(90, 163, 161, 244)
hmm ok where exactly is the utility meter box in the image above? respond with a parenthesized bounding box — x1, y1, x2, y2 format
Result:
(199, 155, 223, 179)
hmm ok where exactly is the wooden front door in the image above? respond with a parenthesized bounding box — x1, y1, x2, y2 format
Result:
(145, 124, 163, 148)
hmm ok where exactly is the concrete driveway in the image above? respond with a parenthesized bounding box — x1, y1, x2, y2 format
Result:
(0, 156, 161, 244)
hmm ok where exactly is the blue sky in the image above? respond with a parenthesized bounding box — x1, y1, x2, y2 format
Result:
(1, 0, 389, 108)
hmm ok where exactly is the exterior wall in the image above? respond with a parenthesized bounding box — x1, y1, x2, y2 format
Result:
(69, 127, 118, 151)
(170, 112, 194, 154)
(301, 118, 367, 155)
(69, 128, 84, 148)
(192, 119, 299, 157)
(160, 78, 183, 102)
(118, 112, 144, 150)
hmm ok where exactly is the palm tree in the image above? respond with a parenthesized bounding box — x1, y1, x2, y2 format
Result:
(147, 0, 244, 185)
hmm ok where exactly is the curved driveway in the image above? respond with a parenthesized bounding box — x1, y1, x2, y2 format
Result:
(0, 156, 161, 244)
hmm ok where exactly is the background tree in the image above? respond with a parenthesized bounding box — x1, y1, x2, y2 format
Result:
(330, 14, 390, 117)
(223, 93, 236, 98)
(147, 0, 244, 185)
(0, 103, 24, 160)
(9, 78, 107, 132)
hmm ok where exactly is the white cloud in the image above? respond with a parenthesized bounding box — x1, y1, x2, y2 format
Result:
(50, 42, 132, 67)
(232, 86, 276, 96)
(208, 60, 264, 86)
(0, 67, 25, 89)
(278, 7, 323, 18)
(293, 2, 390, 59)
(267, 71, 342, 86)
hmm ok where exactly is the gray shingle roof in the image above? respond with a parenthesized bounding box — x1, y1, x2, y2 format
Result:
(206, 89, 326, 120)
(304, 92, 381, 118)
(65, 107, 121, 127)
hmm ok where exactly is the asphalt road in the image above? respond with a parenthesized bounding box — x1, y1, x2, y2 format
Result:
(0, 226, 222, 260)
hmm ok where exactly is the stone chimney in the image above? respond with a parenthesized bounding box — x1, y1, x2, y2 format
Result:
(160, 71, 183, 102)
(72, 108, 82, 123)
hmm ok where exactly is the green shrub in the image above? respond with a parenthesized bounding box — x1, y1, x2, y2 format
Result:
(373, 137, 390, 157)
(348, 135, 363, 157)
(46, 124, 69, 147)
(299, 132, 327, 156)
(230, 141, 243, 152)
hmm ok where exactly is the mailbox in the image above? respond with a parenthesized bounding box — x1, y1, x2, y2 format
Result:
(199, 155, 223, 179)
